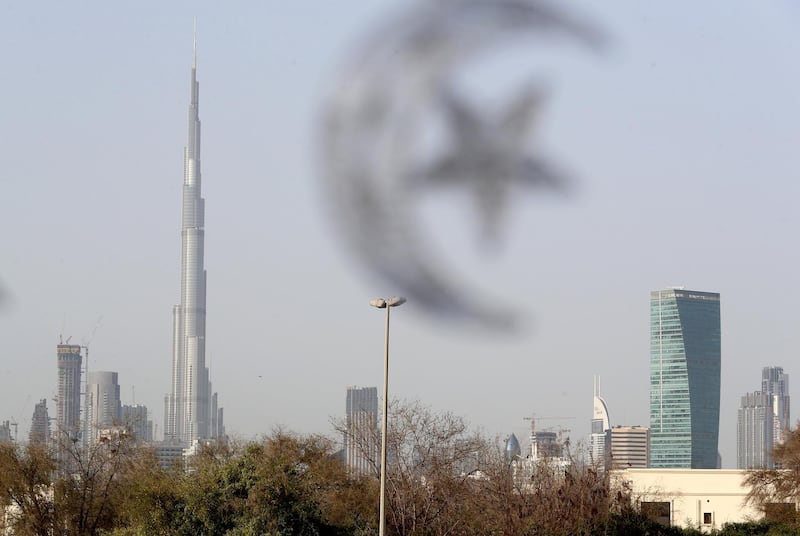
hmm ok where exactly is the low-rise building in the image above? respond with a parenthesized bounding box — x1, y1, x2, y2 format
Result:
(610, 425, 649, 468)
(616, 468, 779, 532)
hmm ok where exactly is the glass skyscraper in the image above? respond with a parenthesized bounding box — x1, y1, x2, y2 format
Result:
(649, 288, 721, 468)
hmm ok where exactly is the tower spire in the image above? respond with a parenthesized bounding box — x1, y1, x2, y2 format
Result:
(192, 17, 197, 69)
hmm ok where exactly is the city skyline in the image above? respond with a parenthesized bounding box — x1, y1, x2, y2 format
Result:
(3, 2, 800, 467)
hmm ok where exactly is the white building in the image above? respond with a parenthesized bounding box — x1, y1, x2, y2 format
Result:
(590, 376, 611, 467)
(617, 468, 774, 532)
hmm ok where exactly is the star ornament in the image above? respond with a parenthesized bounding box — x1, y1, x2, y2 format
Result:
(420, 86, 567, 244)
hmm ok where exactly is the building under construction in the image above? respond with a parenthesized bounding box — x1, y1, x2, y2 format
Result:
(56, 344, 82, 440)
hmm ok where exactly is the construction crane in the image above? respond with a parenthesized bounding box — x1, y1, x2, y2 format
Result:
(524, 414, 575, 459)
(80, 316, 103, 384)
(523, 414, 575, 435)
(82, 316, 102, 349)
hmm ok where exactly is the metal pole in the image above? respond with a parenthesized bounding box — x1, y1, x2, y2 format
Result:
(379, 304, 390, 536)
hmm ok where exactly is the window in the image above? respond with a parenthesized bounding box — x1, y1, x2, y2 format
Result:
(703, 512, 712, 525)
(641, 501, 670, 526)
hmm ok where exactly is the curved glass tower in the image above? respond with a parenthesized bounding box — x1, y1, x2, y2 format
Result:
(505, 433, 522, 462)
(649, 288, 720, 469)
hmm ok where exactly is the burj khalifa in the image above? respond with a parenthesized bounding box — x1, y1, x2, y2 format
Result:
(165, 28, 223, 445)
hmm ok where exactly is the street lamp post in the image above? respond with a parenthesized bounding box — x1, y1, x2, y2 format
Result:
(369, 296, 406, 536)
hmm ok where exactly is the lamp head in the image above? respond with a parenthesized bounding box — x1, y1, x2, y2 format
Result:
(386, 296, 406, 307)
(370, 296, 406, 308)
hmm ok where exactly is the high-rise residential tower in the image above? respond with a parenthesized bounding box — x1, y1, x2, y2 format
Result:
(344, 386, 379, 475)
(737, 366, 789, 469)
(122, 404, 153, 443)
(86, 371, 122, 445)
(762, 366, 790, 445)
(649, 288, 721, 469)
(737, 392, 773, 469)
(165, 28, 221, 445)
(56, 344, 83, 439)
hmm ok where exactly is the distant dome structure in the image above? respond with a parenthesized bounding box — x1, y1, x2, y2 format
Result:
(505, 433, 521, 462)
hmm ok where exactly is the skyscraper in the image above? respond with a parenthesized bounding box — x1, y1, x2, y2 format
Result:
(589, 376, 611, 467)
(505, 433, 522, 462)
(0, 421, 12, 443)
(56, 344, 83, 440)
(86, 371, 121, 445)
(762, 366, 790, 445)
(737, 366, 789, 469)
(649, 288, 721, 469)
(122, 404, 153, 443)
(737, 392, 773, 469)
(165, 28, 221, 445)
(29, 399, 50, 445)
(344, 386, 378, 475)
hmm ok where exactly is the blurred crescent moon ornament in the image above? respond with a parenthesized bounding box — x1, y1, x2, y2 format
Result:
(320, 0, 601, 329)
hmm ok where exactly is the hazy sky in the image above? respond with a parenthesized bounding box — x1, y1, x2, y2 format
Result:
(2, 1, 799, 468)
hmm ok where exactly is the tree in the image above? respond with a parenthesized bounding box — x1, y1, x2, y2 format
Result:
(335, 399, 644, 536)
(54, 428, 145, 535)
(0, 429, 156, 536)
(108, 447, 189, 536)
(338, 399, 503, 535)
(0, 442, 57, 536)
(111, 432, 376, 536)
(231, 431, 375, 535)
(385, 401, 491, 536)
(745, 423, 800, 526)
